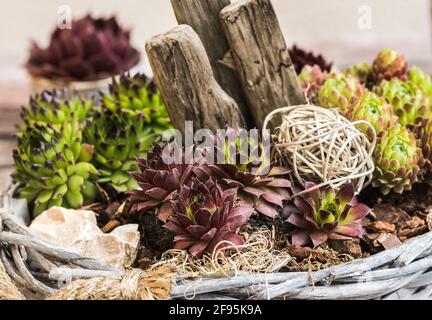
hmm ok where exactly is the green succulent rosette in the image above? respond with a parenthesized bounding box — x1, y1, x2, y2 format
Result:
(20, 89, 93, 128)
(372, 48, 408, 84)
(13, 122, 98, 217)
(372, 125, 422, 195)
(347, 91, 397, 139)
(318, 73, 364, 113)
(344, 62, 372, 86)
(102, 73, 172, 134)
(84, 108, 158, 192)
(374, 79, 428, 127)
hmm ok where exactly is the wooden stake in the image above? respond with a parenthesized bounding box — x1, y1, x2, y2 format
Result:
(220, 0, 306, 128)
(145, 25, 246, 134)
(170, 0, 254, 128)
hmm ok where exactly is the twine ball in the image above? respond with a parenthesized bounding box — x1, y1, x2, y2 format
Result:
(263, 105, 376, 194)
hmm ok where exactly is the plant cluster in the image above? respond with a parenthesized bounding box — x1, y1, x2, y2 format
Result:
(13, 73, 171, 216)
(314, 48, 431, 195)
(129, 129, 294, 256)
(26, 15, 140, 82)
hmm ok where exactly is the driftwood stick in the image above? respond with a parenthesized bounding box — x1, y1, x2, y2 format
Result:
(10, 245, 55, 296)
(220, 0, 306, 129)
(146, 25, 246, 134)
(171, 0, 253, 128)
(49, 268, 123, 281)
(0, 231, 115, 272)
(0, 249, 28, 289)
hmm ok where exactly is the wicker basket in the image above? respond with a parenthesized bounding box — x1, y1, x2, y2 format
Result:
(1, 187, 432, 300)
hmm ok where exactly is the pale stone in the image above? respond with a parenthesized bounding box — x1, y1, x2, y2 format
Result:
(29, 207, 140, 269)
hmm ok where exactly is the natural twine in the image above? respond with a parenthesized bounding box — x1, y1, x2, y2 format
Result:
(0, 259, 26, 300)
(151, 228, 294, 278)
(48, 267, 174, 300)
(263, 105, 376, 194)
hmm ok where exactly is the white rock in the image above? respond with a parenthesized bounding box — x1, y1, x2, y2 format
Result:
(29, 207, 140, 269)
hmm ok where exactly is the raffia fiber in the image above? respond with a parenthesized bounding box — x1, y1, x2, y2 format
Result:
(0, 259, 26, 300)
(48, 267, 175, 300)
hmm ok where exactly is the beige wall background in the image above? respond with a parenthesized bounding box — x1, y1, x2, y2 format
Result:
(1, 0, 431, 85)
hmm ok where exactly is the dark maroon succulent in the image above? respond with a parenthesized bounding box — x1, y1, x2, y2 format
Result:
(165, 178, 254, 258)
(289, 44, 333, 74)
(26, 15, 140, 82)
(129, 142, 194, 221)
(194, 128, 292, 219)
(283, 182, 371, 247)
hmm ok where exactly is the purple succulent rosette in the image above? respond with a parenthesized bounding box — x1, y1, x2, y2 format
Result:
(283, 182, 371, 247)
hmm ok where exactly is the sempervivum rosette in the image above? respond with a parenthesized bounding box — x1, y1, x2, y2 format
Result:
(318, 73, 364, 113)
(344, 62, 372, 87)
(84, 108, 157, 192)
(129, 142, 194, 221)
(375, 79, 429, 127)
(20, 89, 93, 128)
(283, 182, 371, 247)
(102, 73, 172, 134)
(372, 48, 408, 84)
(13, 122, 98, 216)
(415, 118, 432, 172)
(346, 91, 398, 139)
(165, 178, 254, 257)
(26, 15, 140, 82)
(194, 128, 292, 219)
(372, 125, 423, 195)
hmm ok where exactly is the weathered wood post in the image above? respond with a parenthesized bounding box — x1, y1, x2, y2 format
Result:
(171, 0, 254, 128)
(220, 0, 306, 128)
(145, 25, 246, 135)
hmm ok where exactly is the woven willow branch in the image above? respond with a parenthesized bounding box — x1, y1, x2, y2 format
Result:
(263, 105, 376, 194)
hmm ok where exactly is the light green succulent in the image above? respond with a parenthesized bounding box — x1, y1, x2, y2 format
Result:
(344, 62, 372, 86)
(374, 79, 428, 126)
(13, 122, 98, 217)
(347, 91, 398, 139)
(318, 73, 364, 113)
(102, 73, 172, 134)
(20, 89, 92, 128)
(372, 125, 422, 195)
(84, 108, 158, 192)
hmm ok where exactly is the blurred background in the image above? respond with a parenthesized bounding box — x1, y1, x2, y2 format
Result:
(1, 0, 432, 188)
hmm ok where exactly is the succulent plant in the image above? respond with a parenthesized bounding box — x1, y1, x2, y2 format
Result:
(102, 73, 172, 134)
(20, 90, 93, 128)
(344, 62, 372, 87)
(374, 79, 428, 126)
(318, 73, 364, 112)
(408, 67, 432, 106)
(372, 48, 408, 84)
(288, 44, 333, 74)
(414, 118, 432, 172)
(84, 108, 157, 192)
(283, 182, 371, 247)
(298, 65, 327, 102)
(372, 125, 422, 195)
(129, 142, 194, 221)
(194, 128, 292, 219)
(346, 91, 398, 139)
(165, 178, 254, 257)
(13, 122, 98, 216)
(26, 15, 140, 82)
